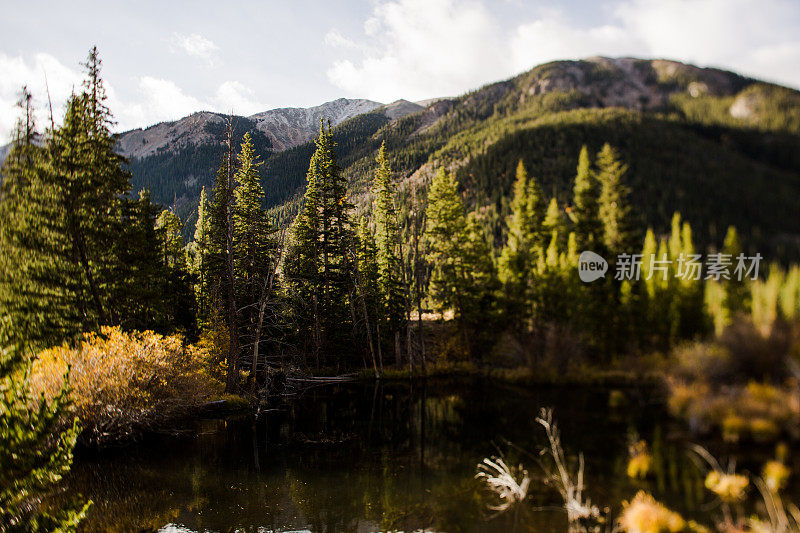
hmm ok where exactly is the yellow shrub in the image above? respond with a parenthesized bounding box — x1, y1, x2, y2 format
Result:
(704, 471, 749, 503)
(30, 326, 220, 443)
(627, 440, 653, 479)
(722, 414, 747, 443)
(763, 461, 791, 492)
(618, 491, 685, 533)
(749, 418, 780, 442)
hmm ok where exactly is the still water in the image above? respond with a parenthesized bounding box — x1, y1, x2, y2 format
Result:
(66, 379, 794, 532)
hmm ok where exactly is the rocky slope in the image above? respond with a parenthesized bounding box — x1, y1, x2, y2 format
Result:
(116, 98, 384, 160)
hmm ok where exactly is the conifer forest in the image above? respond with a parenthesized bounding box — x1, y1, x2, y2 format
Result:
(3, 4, 800, 531)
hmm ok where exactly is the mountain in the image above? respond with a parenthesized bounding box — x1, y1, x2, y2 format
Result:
(2, 58, 799, 256)
(116, 98, 426, 227)
(117, 98, 383, 160)
(258, 57, 800, 257)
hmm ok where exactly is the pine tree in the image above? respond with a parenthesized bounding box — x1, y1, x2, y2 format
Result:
(355, 218, 382, 373)
(572, 145, 602, 251)
(498, 160, 545, 342)
(187, 187, 212, 321)
(285, 120, 357, 365)
(232, 133, 279, 380)
(426, 169, 468, 318)
(0, 88, 72, 347)
(543, 197, 566, 244)
(0, 320, 91, 530)
(206, 118, 241, 391)
(426, 169, 497, 359)
(722, 226, 748, 316)
(372, 142, 406, 364)
(115, 189, 167, 332)
(156, 210, 185, 270)
(154, 209, 194, 334)
(596, 143, 635, 257)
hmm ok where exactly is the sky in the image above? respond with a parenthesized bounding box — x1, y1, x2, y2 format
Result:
(1, 0, 799, 143)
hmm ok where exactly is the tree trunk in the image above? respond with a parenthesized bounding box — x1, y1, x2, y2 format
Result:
(394, 330, 401, 367)
(224, 118, 240, 394)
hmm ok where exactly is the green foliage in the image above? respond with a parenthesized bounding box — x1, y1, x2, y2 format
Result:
(597, 143, 635, 256)
(0, 321, 90, 531)
(285, 121, 358, 365)
(372, 142, 407, 354)
(0, 49, 185, 349)
(186, 186, 211, 321)
(497, 161, 545, 333)
(572, 145, 602, 251)
(426, 169, 498, 358)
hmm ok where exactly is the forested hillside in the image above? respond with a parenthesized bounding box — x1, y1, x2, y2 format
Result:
(262, 57, 800, 257)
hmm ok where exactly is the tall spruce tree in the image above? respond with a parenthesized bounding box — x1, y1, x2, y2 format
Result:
(153, 209, 194, 334)
(426, 169, 497, 359)
(498, 160, 545, 336)
(285, 120, 356, 365)
(572, 145, 602, 251)
(596, 143, 635, 257)
(0, 88, 71, 347)
(372, 142, 406, 364)
(0, 49, 170, 347)
(355, 218, 382, 374)
(232, 133, 278, 380)
(207, 118, 241, 391)
(187, 187, 212, 321)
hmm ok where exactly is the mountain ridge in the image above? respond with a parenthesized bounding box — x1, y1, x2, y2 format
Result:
(2, 57, 799, 254)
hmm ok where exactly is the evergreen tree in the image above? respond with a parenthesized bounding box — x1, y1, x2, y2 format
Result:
(0, 88, 72, 347)
(543, 197, 566, 244)
(722, 226, 748, 316)
(426, 169, 467, 318)
(498, 160, 545, 342)
(187, 187, 212, 321)
(355, 218, 382, 373)
(156, 210, 185, 270)
(426, 169, 497, 358)
(572, 145, 602, 251)
(372, 142, 406, 363)
(232, 133, 279, 378)
(0, 321, 91, 530)
(206, 118, 241, 391)
(596, 143, 635, 257)
(0, 49, 169, 347)
(285, 120, 356, 365)
(154, 209, 194, 334)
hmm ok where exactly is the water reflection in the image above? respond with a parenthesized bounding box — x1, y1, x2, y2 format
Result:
(66, 379, 797, 532)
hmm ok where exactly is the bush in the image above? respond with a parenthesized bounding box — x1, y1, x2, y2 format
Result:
(29, 327, 220, 444)
(673, 320, 793, 385)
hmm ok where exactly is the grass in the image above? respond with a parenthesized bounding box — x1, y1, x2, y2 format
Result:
(476, 410, 800, 532)
(355, 361, 663, 388)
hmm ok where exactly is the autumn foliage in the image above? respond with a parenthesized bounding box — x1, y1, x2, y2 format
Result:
(29, 326, 219, 444)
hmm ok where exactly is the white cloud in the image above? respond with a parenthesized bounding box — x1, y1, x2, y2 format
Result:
(117, 77, 266, 129)
(326, 0, 508, 102)
(116, 76, 208, 128)
(214, 80, 265, 116)
(324, 29, 359, 49)
(0, 52, 83, 142)
(0, 51, 267, 143)
(170, 33, 219, 66)
(326, 0, 800, 103)
(615, 0, 800, 87)
(510, 15, 639, 73)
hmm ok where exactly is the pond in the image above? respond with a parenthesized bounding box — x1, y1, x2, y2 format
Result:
(66, 379, 796, 532)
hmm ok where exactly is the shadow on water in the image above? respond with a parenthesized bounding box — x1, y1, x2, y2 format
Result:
(65, 378, 800, 532)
